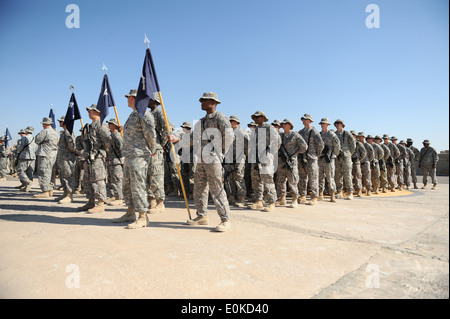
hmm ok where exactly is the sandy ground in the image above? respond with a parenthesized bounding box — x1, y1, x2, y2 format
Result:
(0, 175, 448, 299)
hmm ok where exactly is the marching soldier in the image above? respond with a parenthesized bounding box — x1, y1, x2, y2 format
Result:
(334, 119, 356, 200)
(247, 111, 281, 212)
(106, 118, 124, 206)
(406, 138, 420, 189)
(178, 121, 196, 200)
(227, 115, 249, 208)
(113, 89, 156, 229)
(383, 134, 400, 192)
(318, 118, 340, 202)
(418, 139, 439, 190)
(15, 126, 37, 192)
(399, 140, 414, 190)
(375, 135, 390, 193)
(73, 128, 85, 194)
(0, 137, 8, 181)
(358, 132, 374, 196)
(77, 105, 111, 213)
(33, 118, 58, 198)
(170, 92, 234, 231)
(56, 116, 78, 204)
(391, 136, 406, 189)
(367, 135, 383, 194)
(350, 130, 366, 197)
(298, 114, 324, 205)
(147, 94, 168, 214)
(275, 118, 307, 207)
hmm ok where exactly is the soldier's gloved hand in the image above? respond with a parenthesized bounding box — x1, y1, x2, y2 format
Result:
(118, 126, 124, 133)
(168, 134, 179, 143)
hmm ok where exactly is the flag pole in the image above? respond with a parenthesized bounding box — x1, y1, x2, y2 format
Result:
(51, 105, 59, 143)
(145, 34, 192, 220)
(103, 64, 123, 137)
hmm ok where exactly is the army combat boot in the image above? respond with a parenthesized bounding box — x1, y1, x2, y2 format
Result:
(318, 191, 324, 201)
(149, 199, 165, 214)
(87, 199, 105, 214)
(77, 198, 95, 211)
(58, 192, 73, 204)
(431, 183, 438, 190)
(108, 196, 124, 206)
(307, 196, 317, 206)
(275, 196, 286, 206)
(247, 200, 264, 210)
(330, 192, 336, 202)
(215, 219, 230, 232)
(421, 184, 427, 189)
(186, 215, 209, 226)
(289, 196, 298, 208)
(113, 207, 136, 223)
(298, 195, 307, 204)
(264, 202, 276, 212)
(126, 211, 149, 229)
(33, 191, 50, 198)
(234, 197, 246, 208)
(413, 183, 418, 189)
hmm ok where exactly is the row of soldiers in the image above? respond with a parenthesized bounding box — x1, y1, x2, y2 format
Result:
(0, 91, 440, 232)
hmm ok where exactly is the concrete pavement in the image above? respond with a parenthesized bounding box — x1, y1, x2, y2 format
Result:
(0, 176, 448, 299)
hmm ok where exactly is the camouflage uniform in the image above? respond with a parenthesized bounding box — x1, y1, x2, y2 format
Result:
(402, 144, 415, 188)
(147, 106, 167, 202)
(334, 128, 356, 195)
(178, 124, 196, 199)
(276, 126, 307, 198)
(57, 127, 77, 195)
(107, 129, 124, 199)
(225, 120, 249, 203)
(82, 119, 111, 202)
(15, 130, 37, 186)
(34, 124, 58, 192)
(318, 128, 340, 196)
(378, 141, 391, 190)
(383, 136, 400, 190)
(419, 142, 439, 186)
(122, 109, 156, 212)
(191, 108, 234, 219)
(73, 134, 85, 192)
(248, 121, 281, 205)
(298, 125, 324, 199)
(0, 139, 7, 179)
(394, 139, 407, 188)
(351, 133, 366, 194)
(407, 139, 420, 187)
(360, 137, 374, 192)
(368, 138, 383, 192)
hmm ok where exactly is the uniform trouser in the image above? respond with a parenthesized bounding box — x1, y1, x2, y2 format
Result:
(298, 158, 319, 198)
(226, 162, 246, 199)
(0, 157, 7, 178)
(380, 164, 389, 188)
(17, 159, 35, 183)
(387, 164, 396, 189)
(147, 149, 165, 201)
(276, 157, 299, 197)
(335, 155, 354, 194)
(244, 162, 253, 198)
(411, 162, 418, 184)
(361, 162, 372, 190)
(251, 153, 277, 204)
(194, 162, 230, 220)
(123, 156, 150, 212)
(37, 155, 56, 192)
(181, 162, 196, 196)
(73, 160, 84, 190)
(318, 157, 336, 194)
(108, 163, 123, 199)
(403, 163, 411, 187)
(370, 163, 380, 191)
(83, 157, 107, 202)
(352, 161, 362, 192)
(421, 165, 437, 185)
(57, 158, 75, 194)
(395, 162, 404, 186)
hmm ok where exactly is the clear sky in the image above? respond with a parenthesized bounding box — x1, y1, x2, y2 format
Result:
(0, 0, 448, 151)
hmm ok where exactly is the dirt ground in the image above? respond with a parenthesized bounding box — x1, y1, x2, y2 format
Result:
(0, 175, 448, 299)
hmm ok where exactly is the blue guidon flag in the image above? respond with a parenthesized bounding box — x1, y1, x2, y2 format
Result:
(63, 93, 82, 134)
(135, 47, 160, 118)
(96, 73, 116, 124)
(4, 128, 12, 147)
(49, 109, 56, 130)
